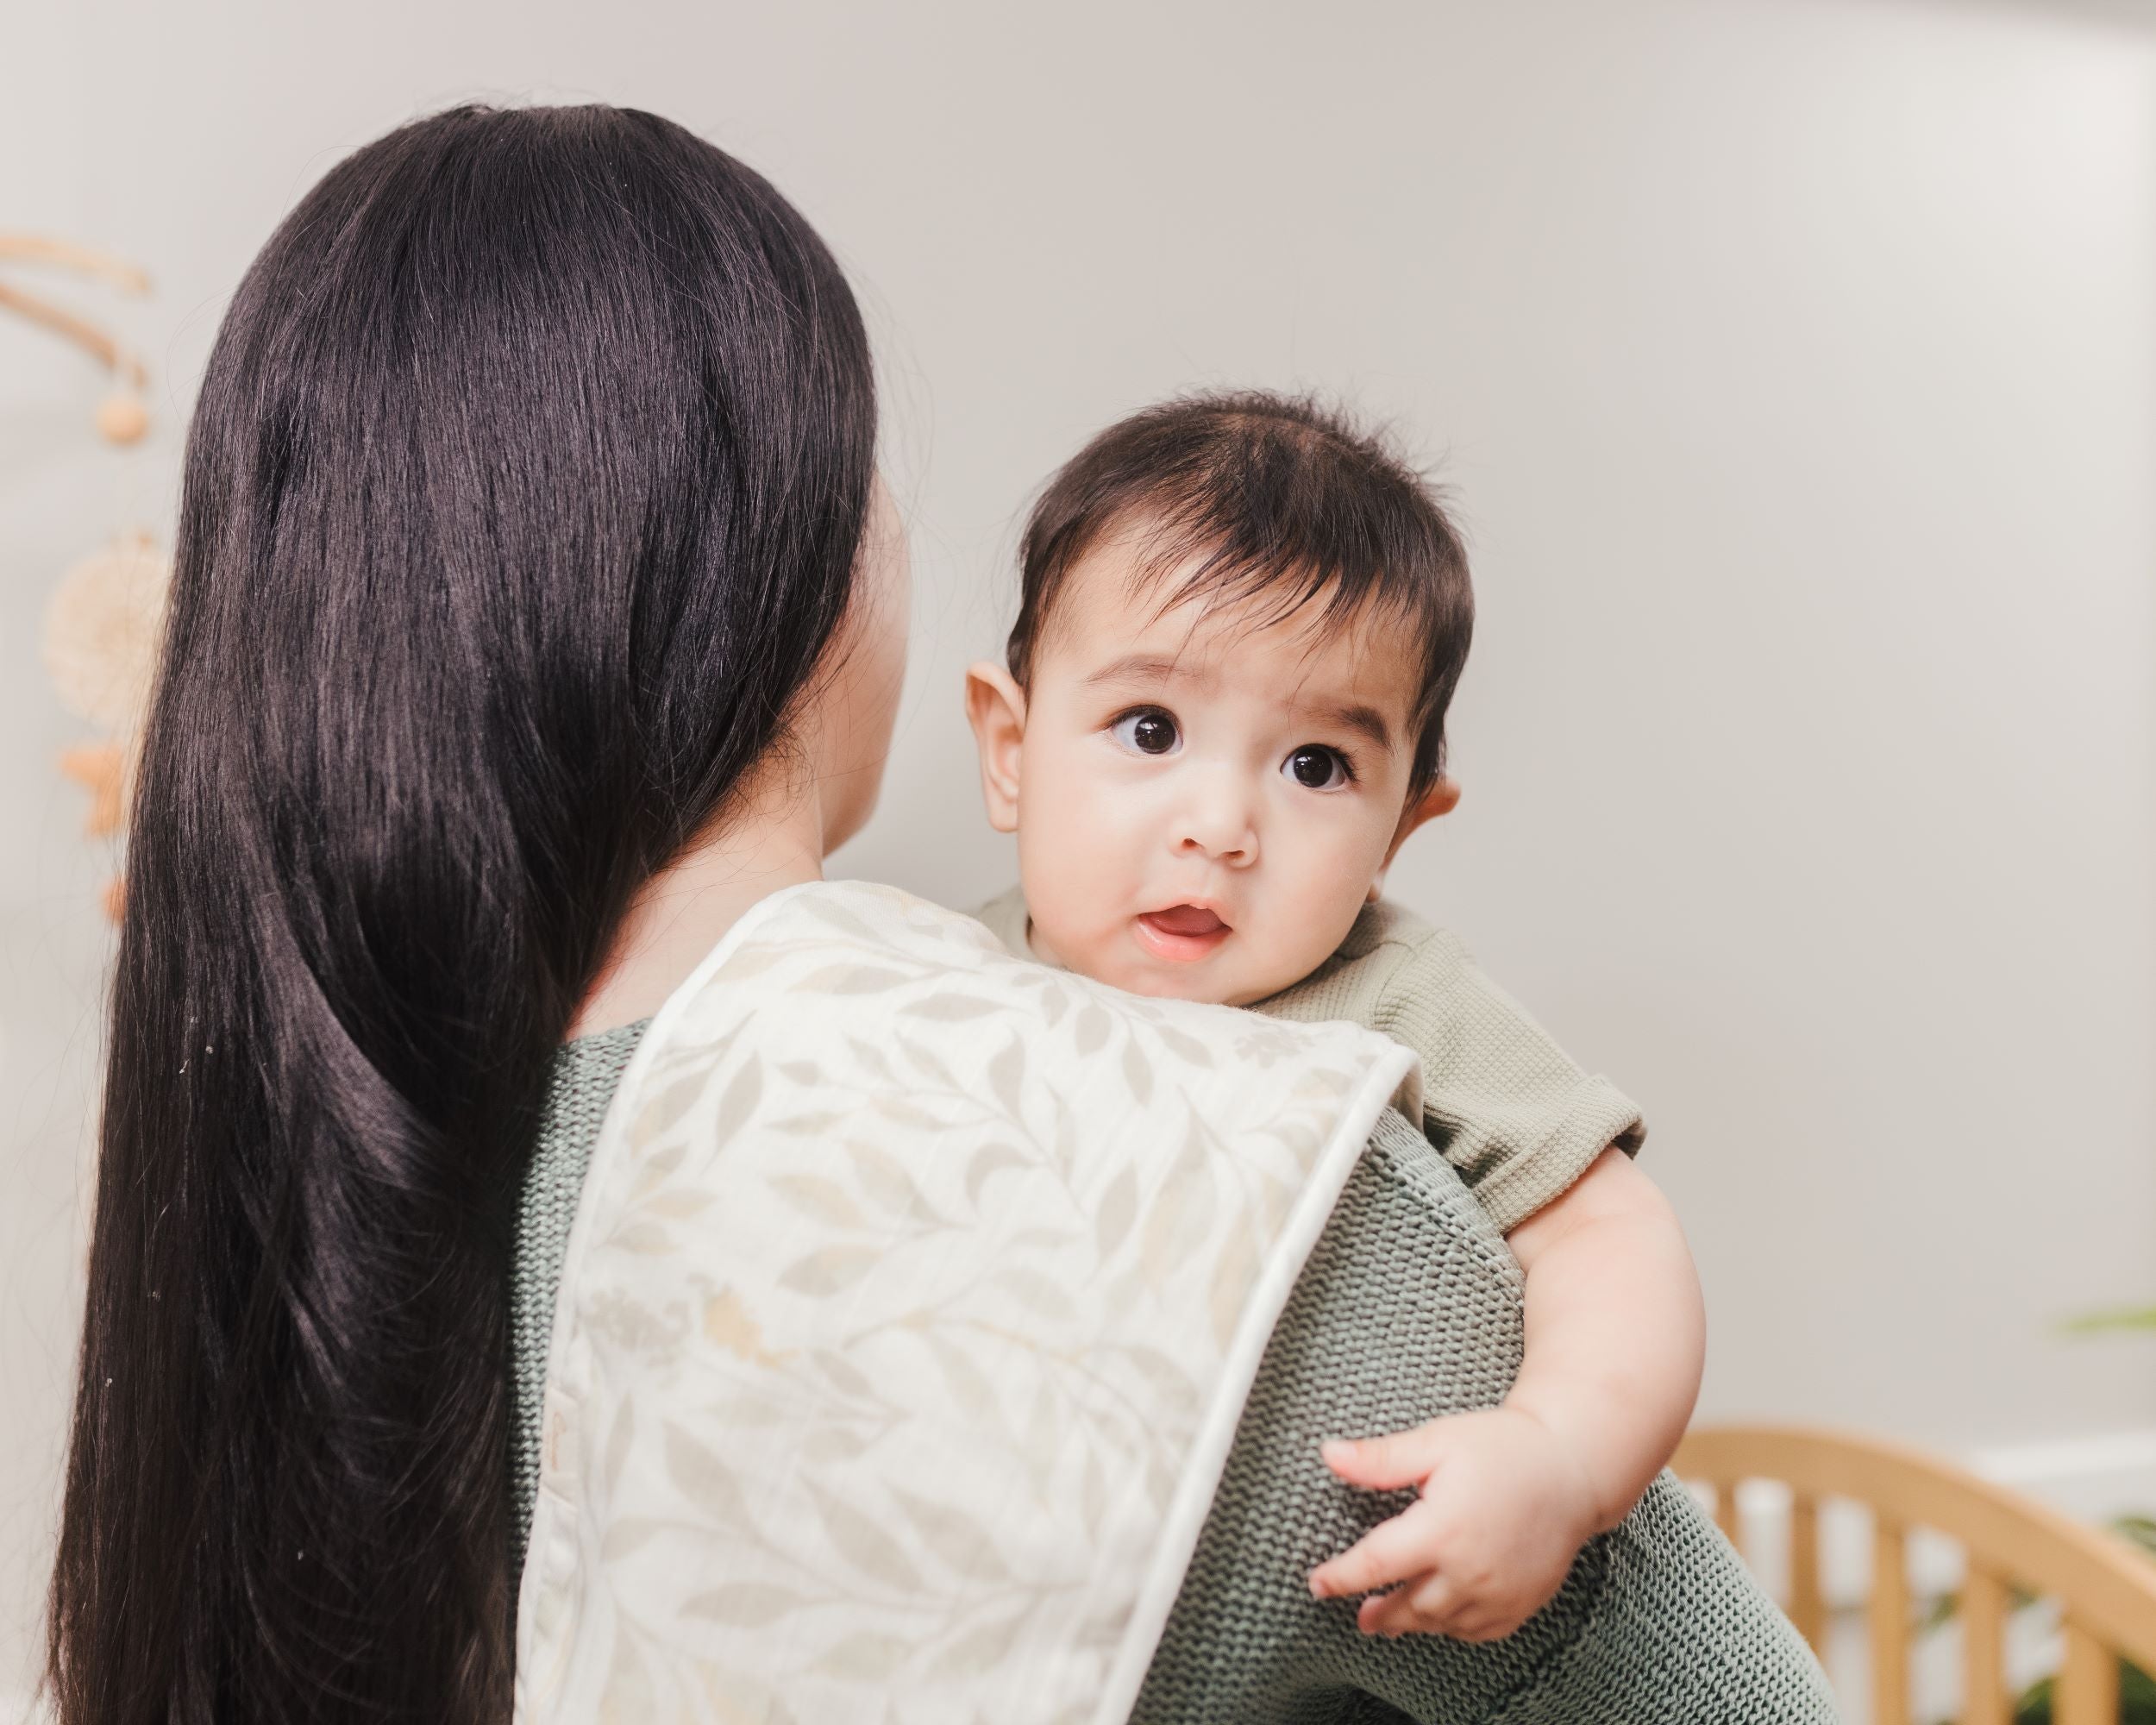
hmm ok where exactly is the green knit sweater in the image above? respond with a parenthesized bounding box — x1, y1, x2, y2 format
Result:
(510, 1023, 1834, 1722)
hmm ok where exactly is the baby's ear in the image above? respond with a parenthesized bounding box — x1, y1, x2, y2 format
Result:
(1369, 776, 1463, 901)
(963, 662, 1028, 834)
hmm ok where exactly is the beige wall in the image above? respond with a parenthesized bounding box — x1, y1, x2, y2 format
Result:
(4, 0, 2153, 1699)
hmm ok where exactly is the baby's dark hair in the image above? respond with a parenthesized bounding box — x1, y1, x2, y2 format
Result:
(1008, 390, 1475, 794)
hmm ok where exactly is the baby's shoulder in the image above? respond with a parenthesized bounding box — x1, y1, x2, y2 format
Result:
(1263, 898, 1471, 1028)
(1332, 898, 1474, 986)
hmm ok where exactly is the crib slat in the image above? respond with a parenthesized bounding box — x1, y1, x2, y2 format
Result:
(1959, 1566, 2009, 1725)
(1714, 1480, 1742, 1554)
(2055, 1619, 2118, 1725)
(1789, 1495, 1825, 1653)
(1871, 1516, 1910, 1725)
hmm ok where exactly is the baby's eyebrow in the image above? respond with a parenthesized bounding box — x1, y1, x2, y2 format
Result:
(1080, 653, 1211, 693)
(1302, 699, 1396, 753)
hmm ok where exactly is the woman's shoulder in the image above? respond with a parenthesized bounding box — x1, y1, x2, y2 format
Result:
(517, 875, 1423, 1722)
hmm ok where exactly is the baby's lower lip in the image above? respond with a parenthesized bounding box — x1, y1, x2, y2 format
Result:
(1133, 906, 1232, 963)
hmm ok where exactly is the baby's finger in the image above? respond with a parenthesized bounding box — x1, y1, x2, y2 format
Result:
(1308, 1502, 1442, 1600)
(1321, 1427, 1445, 1492)
(1359, 1571, 1456, 1638)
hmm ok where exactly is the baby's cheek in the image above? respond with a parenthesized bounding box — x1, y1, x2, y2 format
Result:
(1023, 862, 1102, 967)
(1221, 919, 1344, 1006)
(1262, 841, 1382, 975)
(1015, 786, 1125, 959)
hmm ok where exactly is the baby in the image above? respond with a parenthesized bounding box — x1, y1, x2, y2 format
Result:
(964, 392, 1706, 1642)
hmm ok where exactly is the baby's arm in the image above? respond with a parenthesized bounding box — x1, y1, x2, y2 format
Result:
(1307, 1147, 1705, 1641)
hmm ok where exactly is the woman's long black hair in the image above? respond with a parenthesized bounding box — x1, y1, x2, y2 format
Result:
(47, 104, 875, 1723)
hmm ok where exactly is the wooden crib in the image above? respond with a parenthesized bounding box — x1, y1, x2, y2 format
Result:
(1677, 1425, 2156, 1725)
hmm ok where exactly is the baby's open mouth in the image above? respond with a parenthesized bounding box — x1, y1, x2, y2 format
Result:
(1134, 903, 1232, 961)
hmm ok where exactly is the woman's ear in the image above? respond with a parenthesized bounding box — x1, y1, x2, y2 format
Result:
(964, 662, 1028, 834)
(1367, 775, 1463, 902)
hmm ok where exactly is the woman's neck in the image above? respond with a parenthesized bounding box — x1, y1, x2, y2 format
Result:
(567, 769, 828, 1039)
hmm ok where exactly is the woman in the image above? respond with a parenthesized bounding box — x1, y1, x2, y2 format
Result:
(49, 105, 1831, 1724)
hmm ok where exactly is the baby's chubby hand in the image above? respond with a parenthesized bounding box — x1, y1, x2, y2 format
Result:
(1306, 1406, 1601, 1642)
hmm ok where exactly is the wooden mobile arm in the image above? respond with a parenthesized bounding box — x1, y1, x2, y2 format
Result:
(0, 231, 154, 438)
(0, 277, 147, 386)
(0, 232, 151, 292)
(0, 230, 148, 386)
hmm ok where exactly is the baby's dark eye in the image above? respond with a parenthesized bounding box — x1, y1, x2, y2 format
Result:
(1110, 707, 1181, 756)
(1284, 744, 1351, 791)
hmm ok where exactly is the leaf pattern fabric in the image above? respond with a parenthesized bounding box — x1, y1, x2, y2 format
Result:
(514, 880, 1414, 1725)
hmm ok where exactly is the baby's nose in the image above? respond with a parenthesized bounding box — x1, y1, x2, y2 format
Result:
(1172, 784, 1259, 864)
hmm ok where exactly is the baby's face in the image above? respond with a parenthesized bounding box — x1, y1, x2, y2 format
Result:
(969, 537, 1454, 1006)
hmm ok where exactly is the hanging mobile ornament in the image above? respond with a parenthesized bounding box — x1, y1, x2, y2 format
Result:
(5, 233, 162, 917)
(95, 345, 151, 446)
(0, 232, 153, 442)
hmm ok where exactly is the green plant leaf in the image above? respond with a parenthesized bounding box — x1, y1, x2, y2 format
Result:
(2059, 1304, 2156, 1337)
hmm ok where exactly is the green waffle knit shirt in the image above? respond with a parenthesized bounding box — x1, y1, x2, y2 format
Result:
(972, 888, 1643, 1234)
(510, 1022, 1833, 1722)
